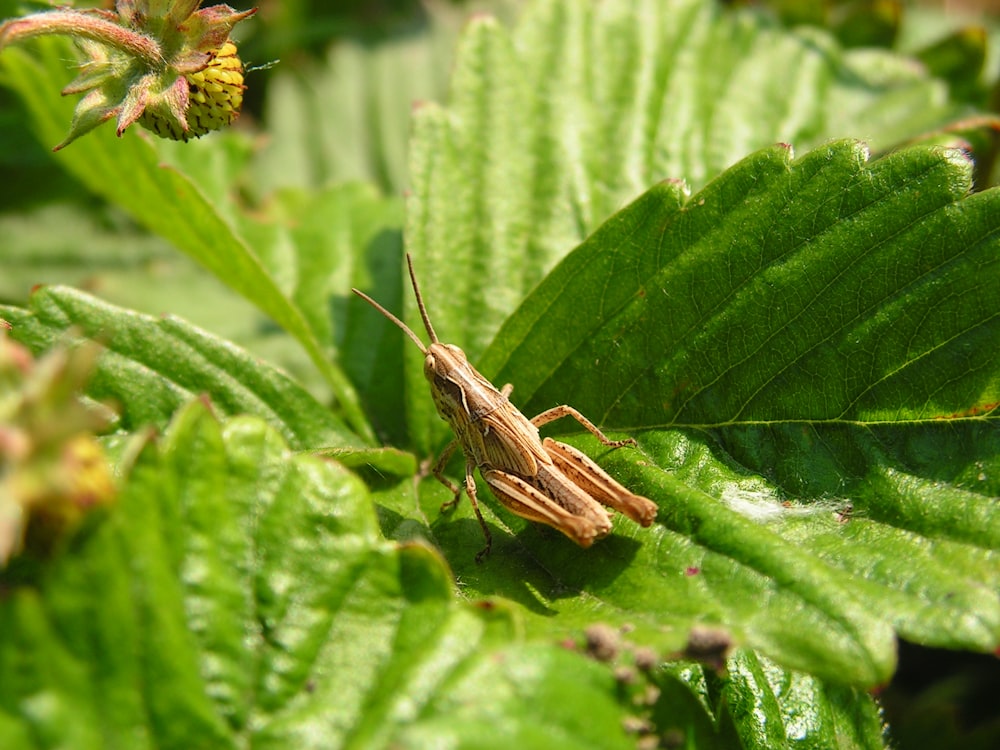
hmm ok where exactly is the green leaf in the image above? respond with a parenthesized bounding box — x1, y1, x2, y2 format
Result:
(2, 1, 994, 744)
(394, 0, 984, 456)
(0, 286, 360, 450)
(369, 140, 1000, 689)
(641, 650, 887, 749)
(485, 142, 996, 428)
(713, 651, 887, 749)
(0, 200, 294, 371)
(347, 0, 999, 692)
(252, 24, 455, 197)
(0, 37, 375, 442)
(401, 0, 979, 375)
(0, 403, 650, 749)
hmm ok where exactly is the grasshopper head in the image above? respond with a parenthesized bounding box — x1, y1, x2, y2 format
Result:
(423, 343, 469, 380)
(423, 343, 473, 423)
(352, 254, 496, 424)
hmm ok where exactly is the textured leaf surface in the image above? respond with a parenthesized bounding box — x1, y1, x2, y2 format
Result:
(0, 405, 643, 750)
(402, 0, 976, 382)
(1, 0, 995, 745)
(653, 651, 887, 749)
(0, 286, 358, 450)
(323, 0, 1000, 692)
(370, 140, 1000, 689)
(484, 143, 997, 429)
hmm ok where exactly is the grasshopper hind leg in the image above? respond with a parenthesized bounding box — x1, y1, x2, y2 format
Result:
(530, 405, 636, 449)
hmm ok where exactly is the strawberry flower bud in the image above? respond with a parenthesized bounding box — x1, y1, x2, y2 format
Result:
(0, 1, 256, 149)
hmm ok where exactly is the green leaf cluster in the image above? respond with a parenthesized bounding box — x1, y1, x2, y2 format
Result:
(1, 0, 998, 747)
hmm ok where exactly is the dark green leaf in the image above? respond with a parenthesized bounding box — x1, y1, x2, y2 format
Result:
(372, 140, 1000, 688)
(485, 143, 996, 429)
(401, 0, 978, 377)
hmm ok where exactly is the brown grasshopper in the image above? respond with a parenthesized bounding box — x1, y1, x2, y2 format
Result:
(353, 254, 657, 560)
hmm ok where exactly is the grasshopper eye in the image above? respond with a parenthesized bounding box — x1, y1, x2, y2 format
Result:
(424, 354, 444, 383)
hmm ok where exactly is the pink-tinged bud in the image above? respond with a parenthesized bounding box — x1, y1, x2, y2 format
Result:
(0, 2, 257, 148)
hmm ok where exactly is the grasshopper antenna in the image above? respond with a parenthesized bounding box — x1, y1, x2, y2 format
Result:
(351, 286, 428, 355)
(351, 254, 440, 353)
(405, 253, 440, 344)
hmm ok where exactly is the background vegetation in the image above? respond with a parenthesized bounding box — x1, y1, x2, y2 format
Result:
(1, 1, 998, 748)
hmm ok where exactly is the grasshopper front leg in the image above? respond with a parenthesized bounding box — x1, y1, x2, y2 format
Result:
(431, 439, 495, 561)
(432, 439, 461, 510)
(463, 458, 494, 562)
